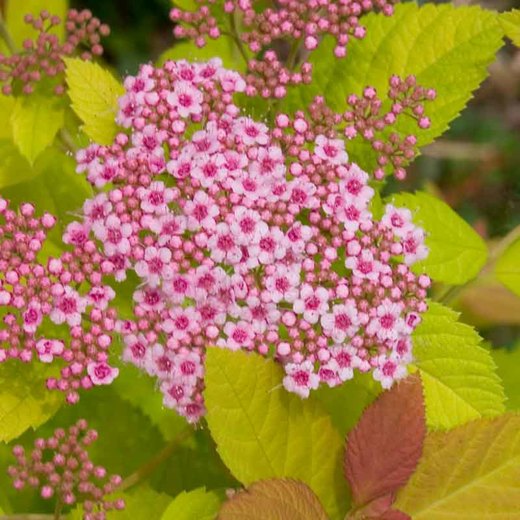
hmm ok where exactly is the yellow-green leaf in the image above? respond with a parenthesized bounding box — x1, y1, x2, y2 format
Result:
(500, 9, 520, 46)
(10, 94, 65, 165)
(0, 361, 62, 443)
(391, 191, 488, 285)
(413, 302, 505, 430)
(204, 348, 348, 519)
(161, 488, 221, 520)
(218, 479, 328, 520)
(0, 96, 15, 140)
(395, 414, 520, 518)
(0, 139, 37, 189)
(64, 58, 124, 144)
(495, 237, 520, 297)
(490, 345, 520, 411)
(5, 0, 67, 48)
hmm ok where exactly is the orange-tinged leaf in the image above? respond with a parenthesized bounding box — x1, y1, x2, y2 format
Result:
(344, 375, 425, 508)
(217, 479, 328, 520)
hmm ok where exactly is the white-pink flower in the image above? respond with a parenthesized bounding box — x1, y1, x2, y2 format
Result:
(264, 264, 301, 303)
(167, 81, 204, 118)
(35, 339, 64, 363)
(87, 285, 116, 310)
(230, 206, 268, 245)
(234, 117, 269, 146)
(22, 301, 43, 334)
(92, 214, 132, 256)
(184, 191, 219, 231)
(345, 249, 382, 281)
(207, 223, 241, 264)
(173, 351, 203, 385)
(402, 229, 429, 265)
(372, 354, 407, 389)
(321, 303, 359, 343)
(162, 306, 200, 343)
(293, 284, 330, 324)
(137, 181, 175, 215)
(87, 362, 119, 386)
(382, 204, 415, 238)
(222, 320, 254, 350)
(283, 361, 320, 398)
(50, 286, 86, 327)
(366, 300, 405, 341)
(135, 246, 173, 287)
(122, 334, 148, 367)
(314, 135, 349, 165)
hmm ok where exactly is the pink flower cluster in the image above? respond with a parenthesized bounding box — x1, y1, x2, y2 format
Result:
(0, 198, 120, 404)
(171, 0, 397, 98)
(66, 58, 431, 420)
(0, 9, 109, 95)
(8, 420, 124, 520)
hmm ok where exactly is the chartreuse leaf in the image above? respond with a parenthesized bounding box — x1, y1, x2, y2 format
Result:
(0, 361, 62, 443)
(64, 58, 124, 144)
(285, 3, 503, 169)
(391, 191, 488, 285)
(395, 414, 520, 518)
(494, 238, 520, 297)
(412, 302, 505, 430)
(345, 375, 425, 510)
(5, 0, 67, 47)
(500, 10, 520, 46)
(219, 479, 328, 520)
(10, 94, 65, 165)
(490, 345, 520, 410)
(161, 487, 221, 520)
(204, 349, 348, 519)
(0, 139, 37, 189)
(0, 95, 15, 140)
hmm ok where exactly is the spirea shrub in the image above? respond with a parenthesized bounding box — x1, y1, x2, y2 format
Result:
(0, 1, 518, 519)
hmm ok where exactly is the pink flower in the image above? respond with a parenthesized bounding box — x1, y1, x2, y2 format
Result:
(402, 229, 429, 265)
(83, 194, 113, 225)
(249, 146, 286, 178)
(318, 359, 341, 387)
(192, 153, 226, 187)
(314, 135, 349, 165)
(184, 191, 219, 231)
(283, 361, 320, 398)
(161, 379, 193, 408)
(207, 223, 241, 264)
(122, 334, 148, 367)
(164, 273, 193, 304)
(87, 285, 116, 310)
(35, 339, 64, 363)
(222, 321, 254, 350)
(286, 223, 313, 255)
(50, 286, 86, 327)
(321, 303, 359, 342)
(373, 354, 407, 389)
(135, 246, 173, 287)
(345, 249, 382, 281)
(251, 226, 287, 265)
(22, 301, 43, 334)
(340, 164, 374, 203)
(133, 286, 165, 311)
(87, 362, 119, 386)
(63, 222, 90, 247)
(230, 207, 268, 245)
(331, 345, 358, 382)
(366, 300, 405, 341)
(264, 264, 300, 303)
(382, 204, 414, 237)
(167, 81, 204, 118)
(92, 215, 132, 256)
(167, 149, 195, 179)
(173, 351, 203, 385)
(293, 284, 330, 324)
(162, 306, 200, 343)
(234, 117, 269, 146)
(145, 343, 174, 378)
(137, 181, 175, 215)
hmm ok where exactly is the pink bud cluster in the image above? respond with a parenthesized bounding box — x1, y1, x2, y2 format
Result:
(343, 75, 437, 179)
(65, 58, 431, 421)
(0, 9, 109, 96)
(171, 0, 398, 97)
(8, 420, 124, 520)
(0, 197, 120, 404)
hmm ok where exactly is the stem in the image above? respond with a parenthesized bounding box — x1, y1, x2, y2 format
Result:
(228, 14, 249, 66)
(0, 11, 17, 54)
(52, 498, 62, 520)
(117, 427, 193, 492)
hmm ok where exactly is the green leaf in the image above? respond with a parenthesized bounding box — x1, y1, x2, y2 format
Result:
(108, 486, 172, 520)
(391, 191, 488, 285)
(500, 10, 520, 46)
(412, 301, 505, 430)
(112, 363, 188, 441)
(314, 372, 380, 436)
(218, 479, 328, 520)
(490, 345, 520, 410)
(158, 38, 245, 71)
(0, 95, 15, 140)
(5, 0, 67, 48)
(395, 414, 520, 518)
(494, 237, 520, 297)
(285, 3, 503, 170)
(10, 94, 65, 165)
(161, 487, 221, 520)
(204, 349, 348, 519)
(64, 58, 124, 144)
(0, 361, 62, 443)
(0, 139, 37, 189)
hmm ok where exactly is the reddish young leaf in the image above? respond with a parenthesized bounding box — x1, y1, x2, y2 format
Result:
(378, 509, 411, 520)
(344, 374, 425, 508)
(217, 478, 328, 520)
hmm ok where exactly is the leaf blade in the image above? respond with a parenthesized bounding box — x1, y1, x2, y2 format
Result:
(162, 487, 221, 520)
